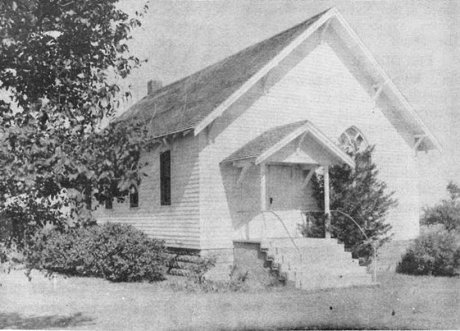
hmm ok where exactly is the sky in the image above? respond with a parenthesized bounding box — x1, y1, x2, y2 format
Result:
(117, 0, 460, 207)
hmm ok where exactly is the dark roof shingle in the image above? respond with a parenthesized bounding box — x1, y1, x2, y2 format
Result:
(223, 120, 309, 163)
(114, 10, 329, 137)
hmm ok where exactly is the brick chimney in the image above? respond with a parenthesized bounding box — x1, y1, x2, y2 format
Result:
(147, 80, 163, 95)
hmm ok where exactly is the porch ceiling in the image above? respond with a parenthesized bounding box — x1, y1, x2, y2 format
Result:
(222, 120, 355, 168)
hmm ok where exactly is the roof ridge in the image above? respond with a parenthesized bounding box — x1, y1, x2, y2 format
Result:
(142, 8, 331, 101)
(114, 9, 331, 124)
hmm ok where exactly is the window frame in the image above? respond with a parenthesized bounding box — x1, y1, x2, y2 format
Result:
(129, 184, 139, 208)
(339, 126, 368, 153)
(105, 197, 113, 209)
(160, 150, 171, 206)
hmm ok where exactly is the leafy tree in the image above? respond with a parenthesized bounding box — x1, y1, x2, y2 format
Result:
(0, 0, 149, 252)
(421, 182, 460, 232)
(310, 146, 397, 261)
(397, 224, 460, 276)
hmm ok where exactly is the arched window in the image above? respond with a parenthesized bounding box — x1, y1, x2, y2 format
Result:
(339, 126, 368, 153)
(129, 184, 139, 208)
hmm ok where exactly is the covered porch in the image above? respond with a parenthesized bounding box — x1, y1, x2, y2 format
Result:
(222, 120, 355, 242)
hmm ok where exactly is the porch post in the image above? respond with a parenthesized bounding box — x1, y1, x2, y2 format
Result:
(260, 163, 267, 211)
(324, 165, 331, 238)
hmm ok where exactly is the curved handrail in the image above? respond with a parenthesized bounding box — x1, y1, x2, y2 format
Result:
(300, 209, 378, 282)
(261, 210, 301, 255)
(329, 209, 378, 283)
(330, 209, 369, 241)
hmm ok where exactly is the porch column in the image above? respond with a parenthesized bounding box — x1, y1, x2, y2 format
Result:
(260, 163, 267, 211)
(324, 165, 331, 239)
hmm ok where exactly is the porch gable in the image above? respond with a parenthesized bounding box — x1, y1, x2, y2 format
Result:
(222, 120, 355, 168)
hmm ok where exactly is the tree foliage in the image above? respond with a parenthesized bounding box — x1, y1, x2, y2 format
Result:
(397, 225, 460, 276)
(397, 182, 460, 276)
(25, 223, 166, 282)
(0, 0, 149, 249)
(311, 146, 397, 260)
(421, 182, 460, 232)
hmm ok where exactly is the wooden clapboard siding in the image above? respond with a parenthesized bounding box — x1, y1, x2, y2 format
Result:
(95, 133, 201, 249)
(199, 32, 419, 249)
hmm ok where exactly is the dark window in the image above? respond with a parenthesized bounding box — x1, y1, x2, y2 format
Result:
(105, 197, 113, 209)
(160, 150, 171, 205)
(105, 180, 118, 209)
(129, 184, 139, 208)
(84, 184, 92, 210)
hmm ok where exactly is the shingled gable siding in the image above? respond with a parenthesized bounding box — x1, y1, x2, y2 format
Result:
(199, 35, 419, 250)
(94, 133, 201, 249)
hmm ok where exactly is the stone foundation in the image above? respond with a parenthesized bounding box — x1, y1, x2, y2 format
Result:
(168, 244, 282, 283)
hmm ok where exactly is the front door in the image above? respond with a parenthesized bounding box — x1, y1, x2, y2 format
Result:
(267, 164, 309, 210)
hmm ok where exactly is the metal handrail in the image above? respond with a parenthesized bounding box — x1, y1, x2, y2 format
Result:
(329, 209, 378, 283)
(261, 210, 301, 255)
(260, 209, 378, 282)
(330, 209, 369, 241)
(300, 209, 378, 282)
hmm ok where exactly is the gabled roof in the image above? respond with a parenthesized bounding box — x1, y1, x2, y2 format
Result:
(114, 9, 328, 137)
(115, 8, 441, 151)
(223, 120, 355, 168)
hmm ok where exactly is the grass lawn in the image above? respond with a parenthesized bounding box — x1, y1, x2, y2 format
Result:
(1, 269, 459, 330)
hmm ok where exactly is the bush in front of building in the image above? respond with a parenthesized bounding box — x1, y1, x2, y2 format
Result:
(25, 223, 166, 282)
(311, 146, 396, 262)
(397, 225, 460, 277)
(421, 182, 460, 232)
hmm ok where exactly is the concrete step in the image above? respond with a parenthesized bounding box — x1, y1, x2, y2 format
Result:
(275, 246, 348, 257)
(269, 253, 358, 267)
(262, 237, 374, 291)
(273, 251, 354, 263)
(262, 238, 343, 249)
(274, 257, 363, 273)
(275, 259, 369, 275)
(269, 249, 357, 263)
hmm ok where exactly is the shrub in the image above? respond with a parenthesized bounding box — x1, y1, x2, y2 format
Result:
(421, 182, 460, 232)
(169, 263, 251, 293)
(25, 223, 166, 282)
(397, 225, 460, 277)
(298, 212, 325, 238)
(311, 146, 396, 262)
(186, 255, 217, 284)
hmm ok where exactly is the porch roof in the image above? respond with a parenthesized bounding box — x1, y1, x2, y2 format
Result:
(223, 120, 355, 168)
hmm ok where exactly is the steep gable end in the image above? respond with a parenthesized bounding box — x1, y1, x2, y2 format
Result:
(115, 8, 440, 152)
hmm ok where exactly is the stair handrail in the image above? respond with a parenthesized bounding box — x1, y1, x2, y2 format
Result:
(329, 209, 378, 283)
(300, 209, 378, 282)
(330, 209, 369, 241)
(261, 210, 301, 255)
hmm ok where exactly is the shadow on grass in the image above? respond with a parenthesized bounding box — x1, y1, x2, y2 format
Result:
(276, 325, 391, 330)
(218, 324, 397, 330)
(0, 312, 93, 329)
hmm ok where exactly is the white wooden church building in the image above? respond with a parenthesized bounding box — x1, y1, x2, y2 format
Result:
(95, 8, 440, 287)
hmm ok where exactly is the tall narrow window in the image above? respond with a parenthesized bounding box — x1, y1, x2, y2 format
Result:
(105, 197, 113, 209)
(160, 150, 171, 205)
(105, 180, 117, 209)
(129, 184, 139, 208)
